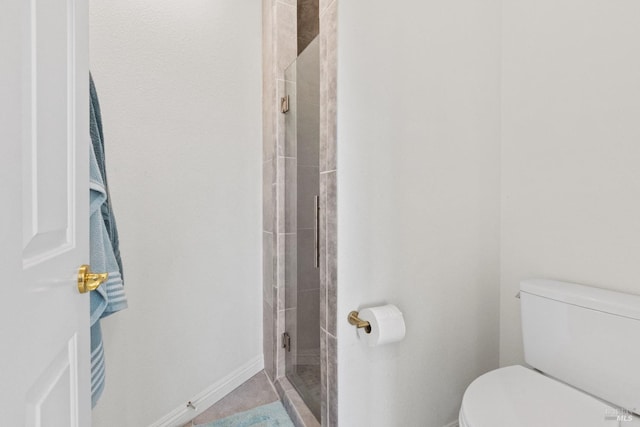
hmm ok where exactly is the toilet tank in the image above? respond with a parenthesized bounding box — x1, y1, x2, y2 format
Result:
(520, 279, 640, 413)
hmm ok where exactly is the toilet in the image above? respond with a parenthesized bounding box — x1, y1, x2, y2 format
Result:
(459, 279, 640, 427)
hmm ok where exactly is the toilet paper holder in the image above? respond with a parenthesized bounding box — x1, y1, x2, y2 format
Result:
(348, 311, 372, 334)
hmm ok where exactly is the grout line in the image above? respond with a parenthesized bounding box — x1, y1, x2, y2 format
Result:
(320, 169, 336, 175)
(297, 288, 321, 294)
(320, 327, 337, 340)
(264, 371, 281, 402)
(276, 77, 297, 84)
(275, 0, 296, 9)
(320, 0, 337, 19)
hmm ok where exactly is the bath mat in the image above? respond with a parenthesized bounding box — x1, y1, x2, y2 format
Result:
(196, 401, 294, 427)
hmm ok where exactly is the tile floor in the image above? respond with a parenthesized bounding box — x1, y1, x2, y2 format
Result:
(182, 371, 282, 426)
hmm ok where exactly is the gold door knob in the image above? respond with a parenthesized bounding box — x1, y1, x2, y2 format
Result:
(77, 265, 108, 294)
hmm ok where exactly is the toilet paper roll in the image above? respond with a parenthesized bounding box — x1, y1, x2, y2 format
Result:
(357, 304, 406, 347)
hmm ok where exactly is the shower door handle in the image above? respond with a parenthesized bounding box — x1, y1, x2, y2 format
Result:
(314, 195, 320, 268)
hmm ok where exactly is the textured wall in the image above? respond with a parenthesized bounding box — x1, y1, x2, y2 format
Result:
(500, 0, 640, 366)
(336, 0, 501, 425)
(298, 0, 319, 54)
(89, 1, 263, 425)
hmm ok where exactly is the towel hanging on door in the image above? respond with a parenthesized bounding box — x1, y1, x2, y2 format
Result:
(89, 74, 128, 407)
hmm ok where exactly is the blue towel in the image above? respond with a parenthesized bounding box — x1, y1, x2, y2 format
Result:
(90, 75, 124, 278)
(90, 74, 128, 407)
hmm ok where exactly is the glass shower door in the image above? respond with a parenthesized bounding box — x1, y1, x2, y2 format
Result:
(284, 37, 321, 421)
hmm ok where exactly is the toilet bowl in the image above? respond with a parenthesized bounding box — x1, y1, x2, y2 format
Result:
(459, 366, 625, 427)
(460, 279, 640, 427)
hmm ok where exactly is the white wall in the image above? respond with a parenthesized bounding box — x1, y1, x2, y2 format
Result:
(336, 1, 501, 426)
(89, 1, 263, 425)
(500, 0, 640, 366)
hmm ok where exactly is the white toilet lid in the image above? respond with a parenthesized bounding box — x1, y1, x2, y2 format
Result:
(459, 366, 622, 427)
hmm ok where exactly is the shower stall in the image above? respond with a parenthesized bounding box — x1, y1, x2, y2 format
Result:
(263, 1, 338, 423)
(283, 37, 322, 421)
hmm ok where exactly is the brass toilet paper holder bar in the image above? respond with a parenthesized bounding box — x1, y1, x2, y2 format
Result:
(348, 311, 372, 334)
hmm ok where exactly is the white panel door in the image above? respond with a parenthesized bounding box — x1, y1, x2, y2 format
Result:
(0, 0, 90, 425)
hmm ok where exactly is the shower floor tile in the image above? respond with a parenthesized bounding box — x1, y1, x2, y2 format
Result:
(289, 364, 321, 420)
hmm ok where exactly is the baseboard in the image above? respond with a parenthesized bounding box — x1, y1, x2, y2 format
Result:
(148, 355, 264, 427)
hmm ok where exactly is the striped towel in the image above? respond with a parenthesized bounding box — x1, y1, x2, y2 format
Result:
(90, 74, 128, 407)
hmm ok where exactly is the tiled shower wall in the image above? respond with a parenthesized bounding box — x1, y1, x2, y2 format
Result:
(298, 0, 319, 54)
(318, 0, 337, 425)
(263, 0, 338, 425)
(262, 0, 296, 384)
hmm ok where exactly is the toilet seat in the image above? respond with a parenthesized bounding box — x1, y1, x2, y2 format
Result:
(459, 366, 621, 427)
